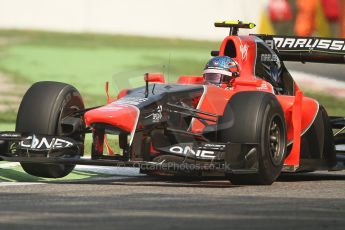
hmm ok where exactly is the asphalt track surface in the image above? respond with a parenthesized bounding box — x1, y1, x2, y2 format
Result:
(1, 64, 345, 229)
(0, 169, 344, 230)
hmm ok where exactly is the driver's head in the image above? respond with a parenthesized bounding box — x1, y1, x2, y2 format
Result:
(203, 56, 239, 85)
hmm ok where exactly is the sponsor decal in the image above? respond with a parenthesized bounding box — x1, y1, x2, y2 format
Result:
(240, 43, 249, 61)
(114, 97, 148, 106)
(262, 62, 282, 82)
(261, 53, 282, 83)
(264, 36, 345, 52)
(203, 143, 226, 150)
(169, 145, 215, 159)
(261, 53, 279, 62)
(145, 105, 163, 123)
(0, 132, 21, 139)
(256, 82, 268, 91)
(19, 135, 75, 151)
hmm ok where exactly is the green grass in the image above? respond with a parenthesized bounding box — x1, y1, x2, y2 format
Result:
(0, 30, 217, 124)
(0, 112, 16, 125)
(0, 30, 344, 119)
(0, 165, 112, 182)
(0, 30, 217, 98)
(0, 122, 15, 131)
(1, 30, 345, 117)
(303, 90, 345, 116)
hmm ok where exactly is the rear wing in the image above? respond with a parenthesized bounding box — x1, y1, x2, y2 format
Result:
(256, 35, 345, 64)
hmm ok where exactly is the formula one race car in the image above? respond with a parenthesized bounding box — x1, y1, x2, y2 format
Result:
(1, 20, 345, 185)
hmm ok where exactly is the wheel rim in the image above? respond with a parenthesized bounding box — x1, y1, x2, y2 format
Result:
(58, 96, 85, 154)
(268, 116, 284, 166)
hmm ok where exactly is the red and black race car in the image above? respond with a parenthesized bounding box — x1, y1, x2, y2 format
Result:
(1, 21, 345, 185)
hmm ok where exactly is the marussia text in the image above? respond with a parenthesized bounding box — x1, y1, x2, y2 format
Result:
(265, 37, 345, 51)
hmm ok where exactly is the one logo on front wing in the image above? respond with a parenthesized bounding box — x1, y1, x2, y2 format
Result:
(169, 145, 215, 159)
(19, 135, 75, 150)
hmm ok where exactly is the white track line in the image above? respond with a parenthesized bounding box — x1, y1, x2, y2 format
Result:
(0, 163, 142, 186)
(75, 165, 141, 176)
(0, 182, 44, 187)
(0, 162, 20, 168)
(0, 162, 141, 176)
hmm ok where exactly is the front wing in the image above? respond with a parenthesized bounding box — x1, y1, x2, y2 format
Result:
(0, 132, 259, 174)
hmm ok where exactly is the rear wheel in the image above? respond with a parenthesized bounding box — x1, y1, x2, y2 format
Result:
(16, 81, 85, 178)
(219, 92, 287, 185)
(298, 105, 336, 170)
(319, 105, 336, 167)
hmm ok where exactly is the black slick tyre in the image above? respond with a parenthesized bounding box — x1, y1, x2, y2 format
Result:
(219, 91, 287, 185)
(16, 81, 85, 178)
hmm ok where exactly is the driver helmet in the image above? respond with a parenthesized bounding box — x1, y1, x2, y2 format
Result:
(203, 56, 239, 85)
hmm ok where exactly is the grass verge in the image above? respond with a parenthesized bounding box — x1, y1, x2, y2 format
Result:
(0, 164, 113, 182)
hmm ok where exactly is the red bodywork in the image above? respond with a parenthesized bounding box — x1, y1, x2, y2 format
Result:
(181, 35, 318, 169)
(84, 35, 319, 170)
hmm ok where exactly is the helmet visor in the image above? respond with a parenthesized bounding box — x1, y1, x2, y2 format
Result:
(203, 73, 222, 84)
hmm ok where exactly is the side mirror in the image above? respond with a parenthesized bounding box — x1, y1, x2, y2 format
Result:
(211, 50, 220, 56)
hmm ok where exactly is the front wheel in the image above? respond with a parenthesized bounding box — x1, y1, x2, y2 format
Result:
(16, 81, 85, 178)
(0, 140, 8, 155)
(219, 92, 287, 185)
